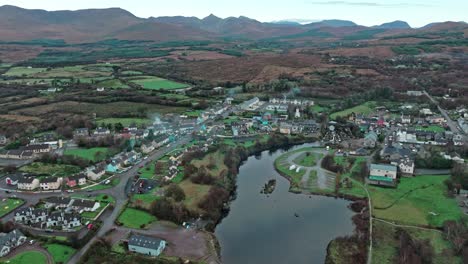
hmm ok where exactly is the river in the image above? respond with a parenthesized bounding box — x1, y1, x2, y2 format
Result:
(215, 143, 355, 264)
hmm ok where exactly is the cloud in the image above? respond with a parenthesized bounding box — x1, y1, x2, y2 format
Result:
(309, 1, 432, 7)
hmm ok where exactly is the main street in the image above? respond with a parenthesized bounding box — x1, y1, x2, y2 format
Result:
(423, 90, 463, 135)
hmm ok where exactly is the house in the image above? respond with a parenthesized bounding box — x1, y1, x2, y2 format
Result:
(266, 104, 288, 113)
(23, 144, 52, 154)
(14, 208, 48, 224)
(44, 197, 72, 209)
(74, 128, 89, 138)
(279, 123, 292, 135)
(426, 116, 445, 124)
(225, 97, 234, 105)
(141, 141, 156, 154)
(93, 127, 111, 136)
(400, 115, 411, 124)
(396, 158, 415, 177)
(87, 162, 106, 180)
(419, 108, 433, 116)
(70, 199, 100, 212)
(39, 177, 62, 191)
(96, 87, 105, 92)
(62, 213, 82, 229)
(368, 164, 398, 187)
(363, 131, 378, 149)
(66, 174, 87, 188)
(17, 177, 40, 191)
(0, 135, 6, 145)
(0, 149, 30, 160)
(0, 229, 27, 257)
(128, 234, 166, 257)
(5, 173, 22, 186)
(240, 97, 260, 111)
(46, 211, 64, 228)
(106, 161, 120, 173)
(406, 91, 422, 96)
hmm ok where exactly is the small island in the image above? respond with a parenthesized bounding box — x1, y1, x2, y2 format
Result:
(261, 179, 276, 194)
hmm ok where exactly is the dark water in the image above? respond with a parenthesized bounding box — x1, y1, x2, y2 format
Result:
(215, 144, 355, 264)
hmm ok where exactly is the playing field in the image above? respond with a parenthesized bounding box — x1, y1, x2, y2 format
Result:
(128, 76, 188, 90)
(0, 198, 24, 217)
(5, 251, 47, 264)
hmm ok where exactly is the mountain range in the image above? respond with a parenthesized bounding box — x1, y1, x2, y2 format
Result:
(0, 5, 466, 43)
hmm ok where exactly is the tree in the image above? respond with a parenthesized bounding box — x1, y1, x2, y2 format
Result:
(114, 122, 124, 133)
(165, 184, 185, 202)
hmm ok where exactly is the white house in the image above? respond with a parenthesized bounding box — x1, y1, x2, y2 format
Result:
(368, 164, 398, 187)
(39, 177, 62, 191)
(87, 163, 106, 181)
(17, 177, 40, 191)
(0, 230, 27, 257)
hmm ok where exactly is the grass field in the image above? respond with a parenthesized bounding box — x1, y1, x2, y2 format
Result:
(117, 208, 156, 229)
(330, 101, 376, 119)
(369, 175, 462, 227)
(44, 243, 76, 264)
(96, 79, 130, 89)
(138, 162, 156, 179)
(2, 67, 46, 77)
(121, 70, 143, 75)
(191, 150, 228, 178)
(179, 180, 211, 212)
(131, 191, 161, 208)
(293, 152, 322, 167)
(64, 147, 110, 162)
(128, 76, 188, 90)
(0, 198, 24, 217)
(97, 117, 151, 127)
(5, 251, 47, 264)
(85, 178, 120, 191)
(372, 221, 461, 264)
(19, 162, 81, 176)
(415, 125, 446, 133)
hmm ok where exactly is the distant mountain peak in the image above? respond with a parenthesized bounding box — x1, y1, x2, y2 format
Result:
(375, 20, 411, 29)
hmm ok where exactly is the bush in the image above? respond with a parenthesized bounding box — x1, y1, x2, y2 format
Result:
(165, 184, 185, 202)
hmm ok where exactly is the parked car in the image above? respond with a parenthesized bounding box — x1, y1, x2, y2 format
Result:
(29, 240, 35, 245)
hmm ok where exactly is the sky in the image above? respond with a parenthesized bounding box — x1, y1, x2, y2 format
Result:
(0, 0, 467, 27)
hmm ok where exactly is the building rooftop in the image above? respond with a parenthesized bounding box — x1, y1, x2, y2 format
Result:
(128, 234, 164, 250)
(370, 164, 397, 172)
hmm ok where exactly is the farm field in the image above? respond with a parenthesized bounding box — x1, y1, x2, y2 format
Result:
(2, 66, 46, 76)
(64, 147, 111, 162)
(117, 208, 156, 229)
(0, 198, 24, 217)
(96, 79, 130, 89)
(19, 162, 81, 176)
(369, 175, 462, 227)
(127, 76, 188, 90)
(4, 251, 47, 264)
(330, 101, 376, 119)
(44, 243, 76, 264)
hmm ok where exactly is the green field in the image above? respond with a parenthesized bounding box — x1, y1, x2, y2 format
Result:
(293, 152, 322, 167)
(128, 76, 188, 90)
(44, 243, 76, 264)
(372, 221, 461, 264)
(138, 162, 156, 179)
(0, 198, 24, 217)
(96, 79, 130, 89)
(131, 192, 161, 208)
(4, 251, 47, 264)
(117, 208, 156, 229)
(330, 101, 376, 119)
(64, 147, 110, 162)
(2, 67, 46, 77)
(370, 175, 462, 227)
(415, 125, 446, 133)
(97, 117, 151, 127)
(19, 162, 81, 176)
(85, 178, 120, 191)
(121, 70, 143, 75)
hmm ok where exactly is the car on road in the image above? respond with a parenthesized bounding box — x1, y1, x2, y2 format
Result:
(29, 240, 35, 245)
(144, 156, 148, 160)
(67, 190, 74, 193)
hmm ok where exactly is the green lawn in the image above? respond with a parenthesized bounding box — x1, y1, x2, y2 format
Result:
(44, 243, 76, 264)
(131, 192, 161, 208)
(85, 178, 120, 191)
(5, 251, 47, 264)
(128, 76, 188, 90)
(117, 208, 156, 229)
(19, 162, 81, 177)
(0, 198, 24, 217)
(415, 125, 446, 133)
(370, 175, 462, 227)
(330, 101, 376, 119)
(138, 163, 155, 179)
(64, 147, 110, 162)
(121, 70, 143, 76)
(293, 152, 321, 167)
(97, 117, 151, 127)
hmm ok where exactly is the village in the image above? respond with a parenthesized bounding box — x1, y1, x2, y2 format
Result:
(0, 89, 466, 264)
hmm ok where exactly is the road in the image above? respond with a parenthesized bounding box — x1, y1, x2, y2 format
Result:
(423, 91, 463, 134)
